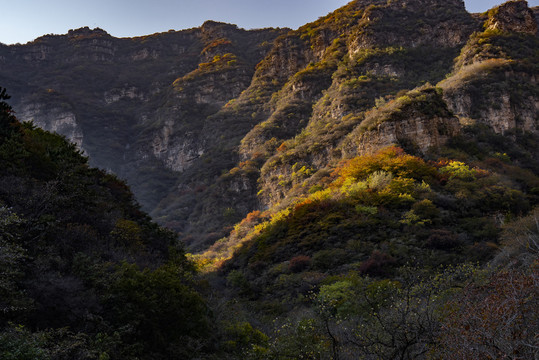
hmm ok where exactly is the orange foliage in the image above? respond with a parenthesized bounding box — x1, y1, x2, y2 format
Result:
(289, 255, 311, 272)
(294, 198, 314, 212)
(238, 160, 257, 169)
(201, 38, 232, 54)
(244, 210, 262, 224)
(333, 146, 436, 186)
(277, 142, 288, 152)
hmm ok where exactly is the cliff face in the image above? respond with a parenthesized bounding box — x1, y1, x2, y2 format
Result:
(341, 87, 461, 157)
(441, 68, 538, 135)
(440, 1, 538, 135)
(244, 0, 478, 208)
(1, 0, 537, 250)
(485, 0, 537, 34)
(17, 100, 83, 148)
(0, 24, 285, 216)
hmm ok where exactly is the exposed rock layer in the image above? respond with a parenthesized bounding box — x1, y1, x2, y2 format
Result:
(1, 0, 537, 249)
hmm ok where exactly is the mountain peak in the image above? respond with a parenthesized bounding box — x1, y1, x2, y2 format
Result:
(486, 0, 537, 35)
(67, 26, 110, 38)
(201, 20, 239, 32)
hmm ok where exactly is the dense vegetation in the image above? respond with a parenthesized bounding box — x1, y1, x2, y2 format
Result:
(192, 138, 538, 359)
(0, 88, 212, 359)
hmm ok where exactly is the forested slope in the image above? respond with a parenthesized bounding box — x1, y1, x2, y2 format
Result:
(0, 88, 212, 359)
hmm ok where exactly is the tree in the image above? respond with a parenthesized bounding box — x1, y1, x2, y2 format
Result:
(436, 268, 538, 360)
(106, 261, 210, 358)
(312, 266, 477, 360)
(435, 210, 539, 359)
(0, 87, 17, 138)
(0, 206, 31, 319)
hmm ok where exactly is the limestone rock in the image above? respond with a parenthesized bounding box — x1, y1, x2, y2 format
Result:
(486, 1, 537, 35)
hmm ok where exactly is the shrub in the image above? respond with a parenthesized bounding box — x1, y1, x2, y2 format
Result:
(222, 322, 269, 357)
(437, 269, 539, 360)
(0, 326, 48, 360)
(412, 199, 440, 219)
(439, 160, 477, 180)
(312, 249, 350, 270)
(107, 262, 209, 356)
(289, 255, 312, 273)
(426, 229, 462, 250)
(359, 250, 396, 277)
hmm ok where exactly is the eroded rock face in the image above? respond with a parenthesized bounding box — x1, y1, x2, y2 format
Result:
(441, 50, 538, 135)
(104, 86, 147, 104)
(486, 1, 538, 35)
(340, 89, 462, 158)
(21, 45, 52, 61)
(151, 126, 205, 172)
(444, 86, 539, 135)
(17, 102, 84, 148)
(348, 0, 476, 53)
(347, 115, 460, 156)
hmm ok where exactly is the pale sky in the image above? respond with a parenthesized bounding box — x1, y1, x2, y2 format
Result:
(1, 0, 537, 45)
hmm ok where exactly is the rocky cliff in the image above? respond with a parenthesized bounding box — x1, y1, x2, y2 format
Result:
(441, 1, 538, 135)
(1, 0, 537, 250)
(0, 24, 285, 217)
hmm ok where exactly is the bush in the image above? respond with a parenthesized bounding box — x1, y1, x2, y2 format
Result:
(437, 269, 539, 360)
(312, 249, 350, 270)
(289, 255, 311, 273)
(359, 250, 396, 277)
(426, 229, 461, 250)
(107, 262, 209, 357)
(0, 326, 48, 360)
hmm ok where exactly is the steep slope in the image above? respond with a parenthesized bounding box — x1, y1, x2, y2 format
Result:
(0, 24, 285, 229)
(2, 1, 538, 358)
(0, 88, 211, 359)
(2, 0, 538, 251)
(186, 4, 539, 358)
(440, 0, 538, 134)
(152, 0, 483, 247)
(220, 0, 537, 228)
(204, 0, 539, 276)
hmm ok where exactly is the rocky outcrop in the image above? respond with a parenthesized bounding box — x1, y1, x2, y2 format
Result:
(348, 0, 476, 53)
(442, 73, 539, 135)
(486, 1, 538, 35)
(151, 126, 205, 172)
(341, 87, 460, 155)
(440, 0, 538, 135)
(344, 113, 460, 156)
(17, 101, 84, 148)
(104, 86, 147, 104)
(239, 65, 334, 160)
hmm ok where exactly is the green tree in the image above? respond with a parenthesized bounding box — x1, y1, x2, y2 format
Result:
(312, 266, 478, 359)
(0, 325, 49, 360)
(106, 261, 210, 358)
(0, 206, 31, 319)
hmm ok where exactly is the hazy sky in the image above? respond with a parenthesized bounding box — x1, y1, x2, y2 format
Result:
(1, 0, 537, 45)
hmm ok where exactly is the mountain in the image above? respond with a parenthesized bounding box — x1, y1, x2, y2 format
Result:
(0, 23, 286, 246)
(1, 0, 538, 251)
(0, 88, 211, 359)
(1, 0, 538, 359)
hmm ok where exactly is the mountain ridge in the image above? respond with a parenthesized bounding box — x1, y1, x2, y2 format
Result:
(1, 0, 537, 250)
(1, 1, 538, 359)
